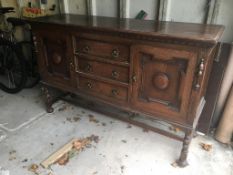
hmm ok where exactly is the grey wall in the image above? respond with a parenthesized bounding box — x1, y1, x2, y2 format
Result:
(215, 0, 233, 43)
(128, 0, 158, 20)
(95, 0, 118, 17)
(166, 0, 207, 23)
(65, 0, 87, 15)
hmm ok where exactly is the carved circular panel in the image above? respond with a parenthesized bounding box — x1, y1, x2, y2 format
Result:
(153, 72, 169, 90)
(52, 53, 62, 64)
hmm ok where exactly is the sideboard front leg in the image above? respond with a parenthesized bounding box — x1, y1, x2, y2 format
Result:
(176, 130, 194, 167)
(41, 85, 54, 113)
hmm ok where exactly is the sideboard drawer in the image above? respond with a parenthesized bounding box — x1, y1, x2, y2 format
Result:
(77, 75, 128, 102)
(76, 57, 129, 83)
(75, 38, 129, 62)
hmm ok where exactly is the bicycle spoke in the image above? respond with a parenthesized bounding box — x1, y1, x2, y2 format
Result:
(0, 39, 27, 93)
(9, 71, 16, 87)
(6, 70, 14, 88)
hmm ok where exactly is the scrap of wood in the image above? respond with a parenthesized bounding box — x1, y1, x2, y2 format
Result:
(169, 126, 181, 133)
(171, 161, 178, 168)
(88, 114, 99, 123)
(28, 164, 39, 173)
(200, 142, 212, 151)
(41, 138, 77, 168)
(56, 153, 69, 166)
(41, 136, 99, 168)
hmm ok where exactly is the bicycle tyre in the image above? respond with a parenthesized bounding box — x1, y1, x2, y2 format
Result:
(0, 38, 27, 93)
(19, 41, 40, 88)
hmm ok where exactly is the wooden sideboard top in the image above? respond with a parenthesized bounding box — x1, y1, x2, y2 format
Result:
(26, 14, 224, 45)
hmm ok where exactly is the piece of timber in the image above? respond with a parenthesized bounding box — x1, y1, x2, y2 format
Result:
(41, 138, 76, 168)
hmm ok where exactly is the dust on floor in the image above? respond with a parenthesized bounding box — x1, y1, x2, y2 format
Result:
(0, 88, 232, 175)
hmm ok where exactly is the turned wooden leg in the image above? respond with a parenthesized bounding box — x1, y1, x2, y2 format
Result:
(176, 130, 194, 167)
(41, 85, 54, 113)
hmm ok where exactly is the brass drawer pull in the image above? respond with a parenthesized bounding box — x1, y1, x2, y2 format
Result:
(111, 70, 119, 79)
(111, 89, 118, 96)
(52, 53, 62, 64)
(70, 62, 74, 68)
(195, 58, 205, 90)
(83, 46, 90, 53)
(132, 74, 137, 83)
(84, 63, 92, 72)
(112, 49, 119, 58)
(86, 82, 92, 89)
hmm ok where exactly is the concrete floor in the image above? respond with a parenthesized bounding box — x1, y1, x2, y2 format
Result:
(0, 86, 232, 175)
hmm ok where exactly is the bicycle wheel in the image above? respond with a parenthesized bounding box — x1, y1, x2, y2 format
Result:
(19, 41, 40, 88)
(0, 39, 27, 93)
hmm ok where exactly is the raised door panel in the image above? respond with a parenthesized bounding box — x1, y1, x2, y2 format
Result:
(131, 45, 197, 123)
(36, 31, 74, 87)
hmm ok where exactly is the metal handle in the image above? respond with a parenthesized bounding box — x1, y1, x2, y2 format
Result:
(84, 63, 92, 72)
(53, 53, 62, 64)
(195, 58, 205, 90)
(112, 49, 119, 58)
(83, 46, 90, 53)
(132, 74, 137, 83)
(86, 82, 92, 89)
(70, 62, 74, 68)
(33, 41, 38, 53)
(111, 70, 119, 79)
(198, 58, 205, 76)
(111, 89, 118, 96)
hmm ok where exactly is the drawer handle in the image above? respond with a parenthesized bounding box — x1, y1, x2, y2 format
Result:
(86, 82, 92, 89)
(111, 89, 118, 96)
(52, 53, 62, 64)
(84, 63, 92, 72)
(132, 74, 137, 83)
(195, 58, 205, 90)
(83, 46, 90, 53)
(112, 49, 119, 58)
(111, 70, 119, 79)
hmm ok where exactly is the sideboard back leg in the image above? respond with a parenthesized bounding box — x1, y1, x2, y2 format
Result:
(41, 85, 54, 113)
(176, 129, 194, 167)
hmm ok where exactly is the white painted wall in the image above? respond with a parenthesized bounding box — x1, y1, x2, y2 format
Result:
(166, 0, 207, 23)
(129, 0, 158, 20)
(63, 0, 86, 15)
(95, 0, 118, 17)
(215, 0, 233, 43)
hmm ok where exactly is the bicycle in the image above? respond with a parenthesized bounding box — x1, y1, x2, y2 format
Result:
(0, 7, 26, 93)
(0, 7, 40, 93)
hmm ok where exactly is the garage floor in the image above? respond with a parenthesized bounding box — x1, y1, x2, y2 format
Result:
(0, 86, 232, 175)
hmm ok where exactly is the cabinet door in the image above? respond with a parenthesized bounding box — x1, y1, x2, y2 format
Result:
(131, 45, 197, 123)
(36, 31, 74, 88)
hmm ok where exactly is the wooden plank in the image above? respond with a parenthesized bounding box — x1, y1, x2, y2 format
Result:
(41, 138, 76, 169)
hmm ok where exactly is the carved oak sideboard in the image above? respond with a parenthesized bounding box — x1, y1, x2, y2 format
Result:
(26, 14, 224, 167)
